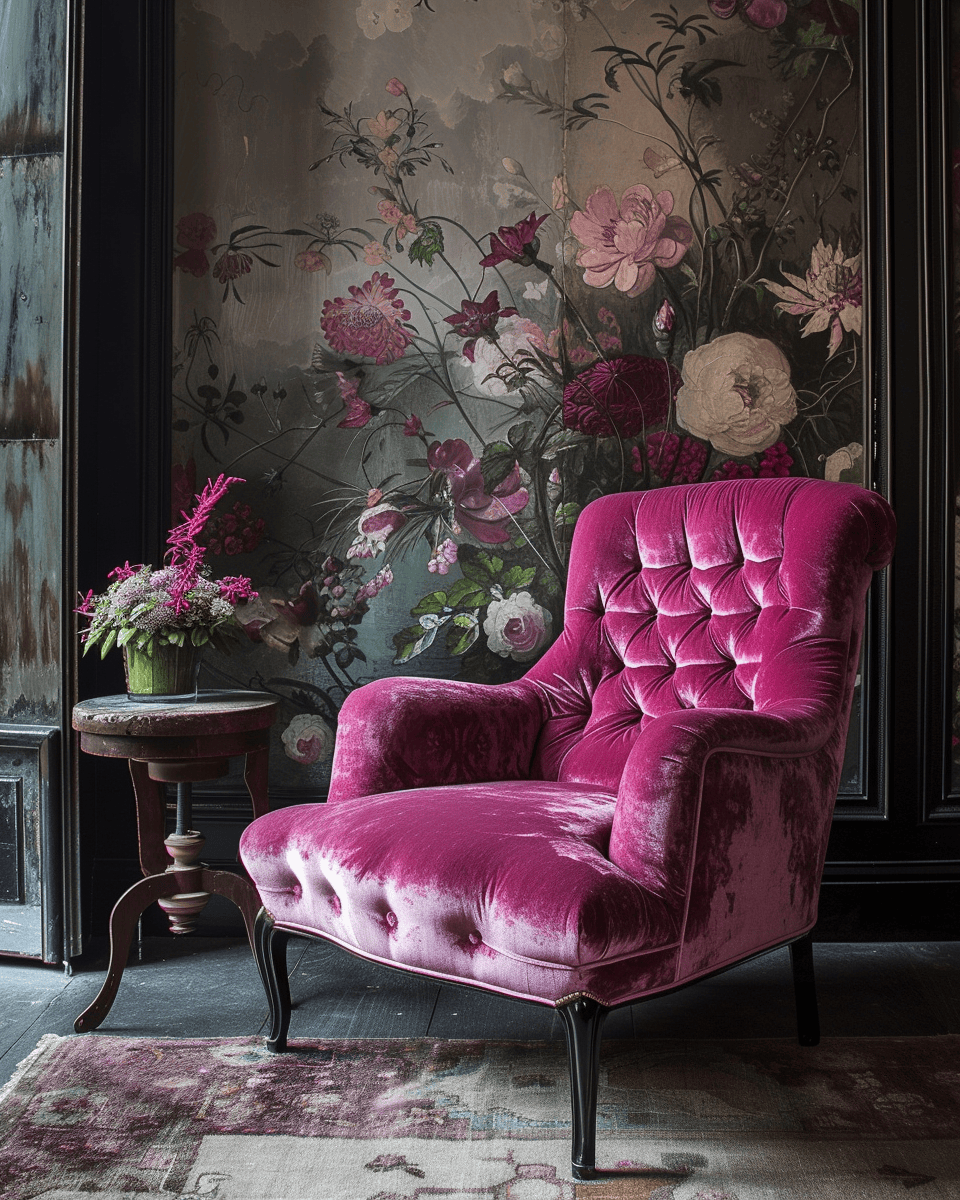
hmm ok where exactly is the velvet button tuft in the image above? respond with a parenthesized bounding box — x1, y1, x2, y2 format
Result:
(385, 910, 398, 928)
(468, 931, 482, 945)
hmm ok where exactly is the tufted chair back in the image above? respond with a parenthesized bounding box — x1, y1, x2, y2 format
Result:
(526, 478, 886, 792)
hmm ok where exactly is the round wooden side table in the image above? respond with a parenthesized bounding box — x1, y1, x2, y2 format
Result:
(72, 690, 279, 1032)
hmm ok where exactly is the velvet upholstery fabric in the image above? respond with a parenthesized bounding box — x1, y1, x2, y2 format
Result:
(241, 478, 895, 1008)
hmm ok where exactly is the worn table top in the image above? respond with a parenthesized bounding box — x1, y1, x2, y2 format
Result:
(72, 691, 279, 738)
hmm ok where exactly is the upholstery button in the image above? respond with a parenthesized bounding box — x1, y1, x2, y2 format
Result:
(385, 911, 398, 928)
(468, 931, 482, 945)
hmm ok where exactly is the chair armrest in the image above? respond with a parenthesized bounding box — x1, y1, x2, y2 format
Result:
(610, 706, 834, 901)
(327, 677, 547, 802)
(611, 707, 842, 974)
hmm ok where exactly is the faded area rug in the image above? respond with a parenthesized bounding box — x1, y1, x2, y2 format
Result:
(0, 1035, 958, 1200)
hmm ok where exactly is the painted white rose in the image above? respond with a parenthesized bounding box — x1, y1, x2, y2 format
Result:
(466, 315, 551, 397)
(676, 333, 798, 458)
(484, 590, 551, 662)
(281, 714, 335, 765)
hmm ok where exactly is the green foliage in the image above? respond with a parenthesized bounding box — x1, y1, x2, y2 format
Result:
(408, 222, 444, 266)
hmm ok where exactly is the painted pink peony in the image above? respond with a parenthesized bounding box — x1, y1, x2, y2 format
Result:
(484, 590, 551, 662)
(562, 355, 678, 439)
(428, 438, 529, 544)
(570, 185, 693, 297)
(676, 333, 798, 457)
(320, 272, 414, 365)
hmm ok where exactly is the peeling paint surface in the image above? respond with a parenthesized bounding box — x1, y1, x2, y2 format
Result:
(0, 0, 66, 722)
(0, 0, 66, 156)
(0, 440, 61, 718)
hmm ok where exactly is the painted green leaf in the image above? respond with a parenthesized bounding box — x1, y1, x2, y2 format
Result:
(459, 551, 504, 584)
(411, 590, 449, 615)
(446, 577, 488, 608)
(500, 565, 536, 592)
(446, 612, 480, 656)
(408, 222, 444, 267)
(479, 441, 518, 494)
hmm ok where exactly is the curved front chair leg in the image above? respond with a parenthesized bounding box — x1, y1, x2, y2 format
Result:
(790, 932, 821, 1047)
(253, 908, 292, 1052)
(558, 996, 608, 1180)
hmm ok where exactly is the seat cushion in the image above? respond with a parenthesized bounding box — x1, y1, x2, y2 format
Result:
(239, 781, 681, 1006)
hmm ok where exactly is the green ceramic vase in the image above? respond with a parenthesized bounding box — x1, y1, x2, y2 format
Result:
(123, 642, 201, 702)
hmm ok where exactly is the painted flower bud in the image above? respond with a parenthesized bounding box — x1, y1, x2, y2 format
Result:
(654, 299, 675, 336)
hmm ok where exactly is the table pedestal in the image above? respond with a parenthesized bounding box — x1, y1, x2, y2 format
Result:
(72, 691, 278, 1032)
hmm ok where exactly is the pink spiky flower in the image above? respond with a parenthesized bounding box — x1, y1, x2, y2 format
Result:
(76, 474, 260, 661)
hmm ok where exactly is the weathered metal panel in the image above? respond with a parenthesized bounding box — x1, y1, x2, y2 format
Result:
(0, 152, 64, 441)
(0, 0, 66, 157)
(0, 440, 61, 719)
(0, 7, 66, 720)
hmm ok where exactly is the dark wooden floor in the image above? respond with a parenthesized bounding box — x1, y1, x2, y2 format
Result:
(2, 932, 959, 1091)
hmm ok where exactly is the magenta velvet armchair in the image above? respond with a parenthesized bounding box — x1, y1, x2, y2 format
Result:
(239, 476, 896, 1179)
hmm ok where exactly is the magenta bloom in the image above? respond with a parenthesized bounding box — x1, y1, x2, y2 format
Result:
(757, 441, 794, 477)
(562, 355, 678, 439)
(443, 291, 518, 362)
(712, 460, 756, 481)
(219, 575, 257, 605)
(640, 432, 708, 483)
(321, 273, 414, 365)
(570, 185, 693, 297)
(176, 212, 216, 250)
(480, 211, 549, 268)
(213, 251, 252, 283)
(427, 438, 529, 545)
(709, 0, 788, 27)
(336, 372, 372, 429)
(385, 77, 407, 97)
(403, 413, 423, 437)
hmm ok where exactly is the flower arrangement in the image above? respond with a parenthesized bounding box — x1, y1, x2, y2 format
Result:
(77, 475, 258, 660)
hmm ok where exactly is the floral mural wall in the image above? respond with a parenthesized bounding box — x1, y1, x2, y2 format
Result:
(173, 0, 865, 795)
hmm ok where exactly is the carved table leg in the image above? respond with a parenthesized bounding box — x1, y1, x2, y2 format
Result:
(199, 867, 260, 951)
(74, 870, 203, 1032)
(243, 744, 271, 819)
(128, 759, 172, 876)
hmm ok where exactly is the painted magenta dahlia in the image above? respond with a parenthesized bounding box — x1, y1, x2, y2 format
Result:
(562, 355, 679, 439)
(320, 272, 415, 365)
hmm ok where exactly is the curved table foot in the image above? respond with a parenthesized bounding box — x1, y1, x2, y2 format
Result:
(74, 868, 261, 1033)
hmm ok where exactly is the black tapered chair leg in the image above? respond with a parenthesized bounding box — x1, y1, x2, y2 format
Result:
(558, 996, 608, 1180)
(790, 932, 820, 1047)
(253, 907, 292, 1052)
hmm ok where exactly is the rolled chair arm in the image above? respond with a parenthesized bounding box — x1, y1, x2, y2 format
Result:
(610, 706, 835, 904)
(328, 676, 547, 802)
